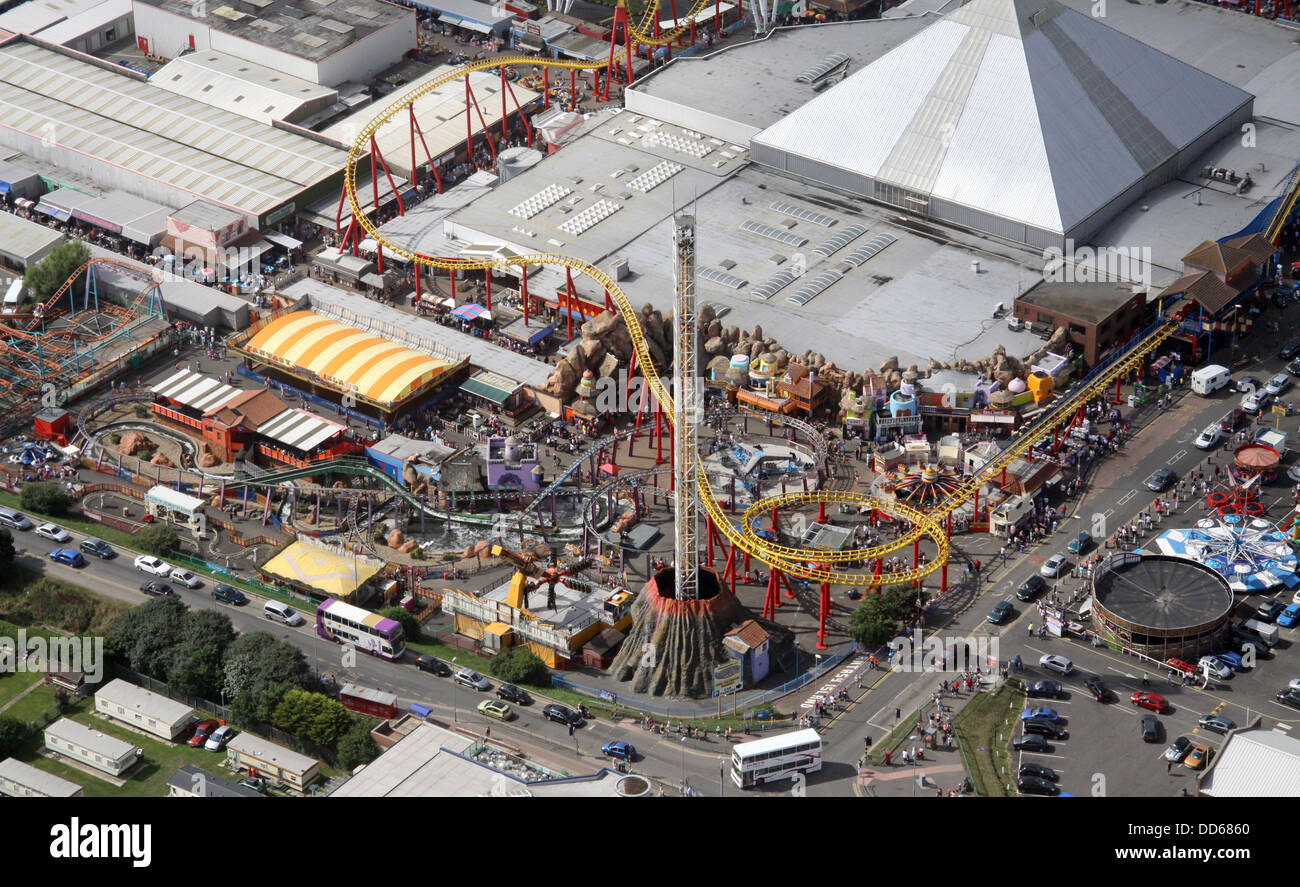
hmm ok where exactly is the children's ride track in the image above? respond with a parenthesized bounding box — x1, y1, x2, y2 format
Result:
(340, 49, 1201, 587)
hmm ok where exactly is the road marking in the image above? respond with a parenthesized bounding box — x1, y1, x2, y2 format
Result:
(1167, 449, 1187, 464)
(1117, 490, 1136, 506)
(1102, 508, 1114, 519)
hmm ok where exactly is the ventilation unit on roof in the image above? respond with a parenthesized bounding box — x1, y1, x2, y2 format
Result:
(795, 53, 849, 84)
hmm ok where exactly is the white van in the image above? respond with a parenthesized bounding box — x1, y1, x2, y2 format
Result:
(263, 600, 305, 626)
(1240, 618, 1278, 648)
(1191, 364, 1231, 396)
(1, 278, 21, 314)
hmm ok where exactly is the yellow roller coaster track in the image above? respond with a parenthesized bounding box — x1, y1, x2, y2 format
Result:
(344, 54, 1182, 588)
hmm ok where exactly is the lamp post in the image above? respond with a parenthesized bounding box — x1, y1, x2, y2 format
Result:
(451, 655, 459, 722)
(719, 759, 725, 798)
(680, 735, 687, 792)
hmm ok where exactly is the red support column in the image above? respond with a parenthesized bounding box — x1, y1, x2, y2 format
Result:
(465, 74, 474, 164)
(410, 111, 442, 193)
(372, 135, 405, 217)
(569, 69, 576, 110)
(449, 262, 457, 301)
(654, 407, 664, 464)
(521, 264, 530, 326)
(564, 267, 575, 340)
(817, 582, 830, 650)
(706, 514, 715, 566)
(624, 348, 638, 414)
(502, 76, 534, 147)
(817, 499, 826, 523)
(762, 568, 782, 619)
(604, 288, 613, 312)
(464, 78, 497, 163)
(414, 263, 421, 302)
(1114, 373, 1123, 404)
(973, 486, 980, 523)
(484, 273, 492, 312)
(543, 66, 550, 109)
(500, 67, 509, 144)
(370, 140, 383, 273)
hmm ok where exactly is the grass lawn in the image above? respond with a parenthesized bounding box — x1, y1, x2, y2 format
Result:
(951, 680, 1025, 798)
(0, 670, 44, 710)
(0, 489, 141, 553)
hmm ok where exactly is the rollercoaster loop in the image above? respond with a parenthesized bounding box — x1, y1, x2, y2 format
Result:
(342, 46, 1191, 587)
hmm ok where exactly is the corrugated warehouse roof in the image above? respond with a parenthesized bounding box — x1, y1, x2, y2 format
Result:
(0, 209, 64, 266)
(152, 51, 338, 125)
(151, 367, 240, 412)
(0, 38, 347, 218)
(242, 310, 459, 405)
(28, 0, 130, 46)
(1200, 728, 1300, 797)
(751, 0, 1253, 239)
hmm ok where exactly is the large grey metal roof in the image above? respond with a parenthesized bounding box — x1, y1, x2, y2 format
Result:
(752, 0, 1254, 236)
(0, 209, 64, 267)
(0, 39, 347, 217)
(1200, 728, 1300, 797)
(152, 51, 338, 125)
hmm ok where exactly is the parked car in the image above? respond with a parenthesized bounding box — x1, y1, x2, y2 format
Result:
(48, 548, 85, 568)
(1016, 575, 1048, 602)
(1146, 469, 1176, 492)
(34, 523, 71, 543)
(1194, 425, 1221, 450)
(1256, 600, 1288, 624)
(453, 669, 490, 691)
(987, 600, 1014, 624)
(79, 537, 115, 559)
(1083, 676, 1110, 702)
(1130, 691, 1170, 713)
(1219, 408, 1246, 431)
(139, 580, 175, 597)
(1039, 554, 1069, 578)
(1197, 714, 1236, 734)
(1141, 714, 1160, 742)
(1184, 744, 1213, 771)
(1026, 680, 1065, 699)
(602, 740, 637, 761)
(1066, 532, 1093, 554)
(1214, 650, 1244, 671)
(415, 655, 451, 677)
(1018, 775, 1059, 795)
(1275, 687, 1300, 709)
(1164, 736, 1192, 763)
(1012, 733, 1050, 753)
(542, 703, 583, 726)
(1242, 390, 1272, 413)
(238, 776, 267, 793)
(1280, 342, 1300, 360)
(1237, 375, 1264, 394)
(211, 584, 247, 605)
(1038, 654, 1073, 675)
(476, 699, 513, 721)
(495, 683, 531, 705)
(1198, 656, 1233, 679)
(204, 724, 235, 751)
(1022, 718, 1067, 739)
(1288, 357, 1300, 377)
(1020, 707, 1060, 723)
(134, 555, 170, 576)
(1019, 761, 1057, 781)
(187, 719, 220, 748)
(1266, 373, 1292, 397)
(169, 569, 201, 589)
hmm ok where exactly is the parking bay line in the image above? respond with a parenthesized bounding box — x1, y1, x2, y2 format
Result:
(1166, 449, 1187, 465)
(1117, 489, 1137, 507)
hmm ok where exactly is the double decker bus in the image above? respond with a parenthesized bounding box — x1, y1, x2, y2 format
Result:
(315, 597, 405, 660)
(730, 728, 822, 789)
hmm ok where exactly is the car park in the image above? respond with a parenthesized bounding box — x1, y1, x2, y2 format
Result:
(169, 569, 201, 589)
(134, 555, 170, 576)
(1145, 469, 1176, 492)
(476, 699, 513, 721)
(1276, 688, 1300, 709)
(1017, 775, 1059, 795)
(139, 580, 175, 597)
(48, 548, 85, 568)
(1012, 733, 1050, 753)
(1164, 736, 1192, 763)
(1020, 707, 1060, 723)
(34, 523, 71, 543)
(1019, 761, 1057, 781)
(453, 669, 490, 691)
(1194, 425, 1221, 449)
(1026, 680, 1065, 699)
(602, 740, 636, 761)
(1141, 715, 1160, 742)
(1066, 532, 1093, 554)
(1197, 714, 1235, 734)
(211, 584, 247, 605)
(1039, 654, 1073, 675)
(1083, 676, 1111, 702)
(415, 655, 451, 677)
(495, 684, 531, 705)
(1198, 656, 1233, 679)
(204, 725, 234, 751)
(79, 538, 115, 559)
(188, 719, 220, 748)
(542, 703, 583, 726)
(1022, 718, 1067, 739)
(987, 600, 1014, 624)
(1266, 373, 1292, 396)
(1277, 604, 1300, 628)
(1130, 691, 1170, 713)
(1039, 554, 1068, 578)
(1184, 744, 1213, 771)
(1016, 575, 1048, 601)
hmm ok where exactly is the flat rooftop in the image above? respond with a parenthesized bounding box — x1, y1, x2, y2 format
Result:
(1093, 554, 1233, 631)
(135, 0, 412, 62)
(483, 576, 602, 632)
(1017, 280, 1147, 326)
(152, 51, 337, 125)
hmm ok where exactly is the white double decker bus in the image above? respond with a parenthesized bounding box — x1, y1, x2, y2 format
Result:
(730, 728, 822, 788)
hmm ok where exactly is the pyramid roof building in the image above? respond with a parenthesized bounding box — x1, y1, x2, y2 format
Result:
(750, 0, 1253, 248)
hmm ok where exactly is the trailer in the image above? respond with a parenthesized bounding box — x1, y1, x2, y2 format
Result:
(338, 683, 398, 720)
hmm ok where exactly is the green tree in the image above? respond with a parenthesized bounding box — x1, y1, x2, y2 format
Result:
(380, 606, 420, 644)
(0, 715, 27, 759)
(19, 482, 71, 517)
(488, 646, 550, 686)
(0, 528, 13, 570)
(222, 633, 312, 719)
(848, 599, 899, 647)
(166, 610, 237, 699)
(22, 240, 89, 307)
(338, 719, 378, 770)
(135, 525, 179, 557)
(104, 596, 188, 679)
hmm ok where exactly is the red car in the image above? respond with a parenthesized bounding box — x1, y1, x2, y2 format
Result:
(1130, 691, 1170, 713)
(187, 718, 220, 748)
(1166, 658, 1194, 676)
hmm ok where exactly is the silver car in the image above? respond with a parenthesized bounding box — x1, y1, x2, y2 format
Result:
(454, 668, 491, 691)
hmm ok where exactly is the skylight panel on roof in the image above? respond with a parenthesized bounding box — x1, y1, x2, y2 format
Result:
(740, 220, 807, 248)
(770, 200, 837, 227)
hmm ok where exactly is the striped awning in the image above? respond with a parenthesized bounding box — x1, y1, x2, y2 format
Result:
(257, 408, 346, 452)
(242, 310, 456, 405)
(151, 368, 240, 413)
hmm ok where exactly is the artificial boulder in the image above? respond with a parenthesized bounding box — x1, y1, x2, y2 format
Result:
(387, 529, 405, 549)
